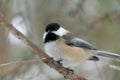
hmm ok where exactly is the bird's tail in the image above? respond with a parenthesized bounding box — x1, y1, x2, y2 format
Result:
(95, 50, 120, 61)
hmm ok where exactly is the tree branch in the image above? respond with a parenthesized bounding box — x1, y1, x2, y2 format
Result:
(0, 12, 86, 80)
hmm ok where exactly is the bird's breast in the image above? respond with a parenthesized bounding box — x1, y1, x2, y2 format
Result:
(44, 41, 61, 61)
(44, 39, 93, 67)
(57, 39, 93, 63)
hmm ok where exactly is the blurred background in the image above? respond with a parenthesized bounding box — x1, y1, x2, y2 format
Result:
(0, 0, 120, 80)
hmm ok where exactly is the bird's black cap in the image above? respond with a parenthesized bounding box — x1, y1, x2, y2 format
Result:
(46, 23, 60, 32)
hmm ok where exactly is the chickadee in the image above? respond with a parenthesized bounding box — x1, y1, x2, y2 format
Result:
(43, 23, 120, 68)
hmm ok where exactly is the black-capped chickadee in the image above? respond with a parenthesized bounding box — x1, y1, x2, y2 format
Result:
(43, 23, 120, 68)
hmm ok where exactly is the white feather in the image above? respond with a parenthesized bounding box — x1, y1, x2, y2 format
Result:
(53, 26, 69, 36)
(44, 41, 61, 61)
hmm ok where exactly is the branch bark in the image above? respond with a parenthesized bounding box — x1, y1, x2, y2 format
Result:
(0, 12, 86, 80)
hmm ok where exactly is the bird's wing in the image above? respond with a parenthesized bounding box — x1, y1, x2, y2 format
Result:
(62, 32, 97, 50)
(65, 37, 98, 50)
(62, 33, 98, 61)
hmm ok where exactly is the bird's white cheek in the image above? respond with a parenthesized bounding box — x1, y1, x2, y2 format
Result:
(53, 27, 69, 37)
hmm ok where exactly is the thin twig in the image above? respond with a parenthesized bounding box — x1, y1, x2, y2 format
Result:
(0, 59, 41, 67)
(87, 10, 120, 29)
(79, 9, 120, 35)
(109, 64, 120, 71)
(0, 12, 86, 80)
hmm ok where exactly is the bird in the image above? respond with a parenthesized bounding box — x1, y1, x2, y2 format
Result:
(43, 23, 120, 68)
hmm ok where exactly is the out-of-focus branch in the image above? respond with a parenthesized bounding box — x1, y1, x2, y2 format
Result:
(0, 12, 86, 80)
(79, 10, 120, 35)
(88, 10, 120, 29)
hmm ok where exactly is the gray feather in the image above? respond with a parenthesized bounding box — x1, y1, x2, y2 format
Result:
(96, 50, 120, 61)
(63, 33, 97, 50)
